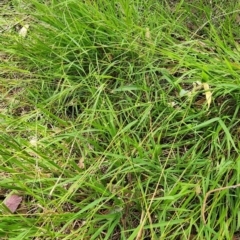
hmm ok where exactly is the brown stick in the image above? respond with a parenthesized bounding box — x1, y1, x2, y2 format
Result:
(201, 183, 240, 225)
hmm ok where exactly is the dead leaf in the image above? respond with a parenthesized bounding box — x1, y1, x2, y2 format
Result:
(179, 88, 190, 98)
(29, 136, 38, 146)
(192, 81, 203, 93)
(78, 157, 85, 169)
(202, 82, 212, 110)
(19, 24, 29, 38)
(195, 184, 201, 195)
(3, 194, 23, 213)
(145, 27, 151, 39)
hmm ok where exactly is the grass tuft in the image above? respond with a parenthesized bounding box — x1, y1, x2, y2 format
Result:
(1, 0, 240, 239)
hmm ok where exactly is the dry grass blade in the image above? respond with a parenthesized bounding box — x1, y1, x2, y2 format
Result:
(203, 83, 212, 110)
(202, 183, 240, 225)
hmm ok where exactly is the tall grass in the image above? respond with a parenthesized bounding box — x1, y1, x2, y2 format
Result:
(1, 0, 240, 239)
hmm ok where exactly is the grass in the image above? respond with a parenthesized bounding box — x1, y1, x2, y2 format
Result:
(1, 0, 240, 239)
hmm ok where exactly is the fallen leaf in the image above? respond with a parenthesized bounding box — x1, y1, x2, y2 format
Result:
(19, 24, 29, 38)
(78, 157, 85, 169)
(202, 83, 212, 110)
(195, 184, 201, 195)
(192, 81, 203, 93)
(145, 27, 151, 39)
(179, 88, 190, 97)
(3, 194, 23, 213)
(29, 136, 38, 146)
(169, 101, 177, 107)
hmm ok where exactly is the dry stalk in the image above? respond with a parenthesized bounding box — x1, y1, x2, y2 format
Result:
(201, 183, 240, 224)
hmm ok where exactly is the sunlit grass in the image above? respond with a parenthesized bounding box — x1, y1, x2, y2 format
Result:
(1, 0, 240, 239)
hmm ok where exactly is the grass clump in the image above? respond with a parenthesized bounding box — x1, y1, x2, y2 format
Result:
(1, 0, 240, 239)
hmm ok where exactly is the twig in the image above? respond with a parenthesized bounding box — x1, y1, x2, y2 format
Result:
(201, 183, 240, 225)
